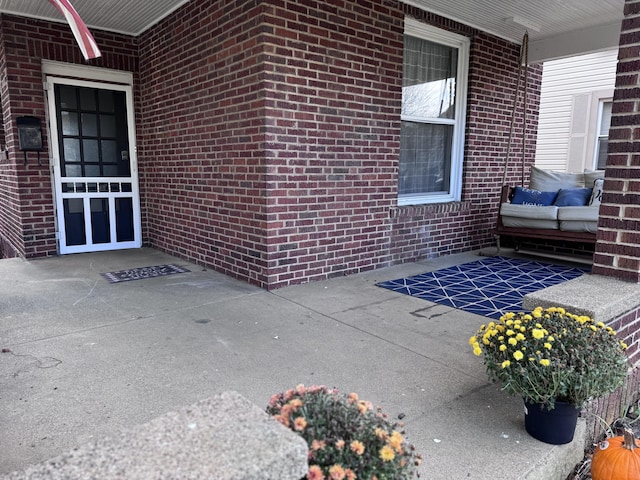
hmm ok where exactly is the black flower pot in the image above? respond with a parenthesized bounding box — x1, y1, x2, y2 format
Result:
(524, 400, 580, 445)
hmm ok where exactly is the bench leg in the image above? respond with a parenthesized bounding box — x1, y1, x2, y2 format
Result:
(494, 234, 501, 254)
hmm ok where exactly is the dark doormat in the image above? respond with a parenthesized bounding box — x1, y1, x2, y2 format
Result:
(101, 264, 191, 283)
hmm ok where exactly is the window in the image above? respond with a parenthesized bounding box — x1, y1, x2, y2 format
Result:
(594, 100, 612, 170)
(399, 19, 469, 205)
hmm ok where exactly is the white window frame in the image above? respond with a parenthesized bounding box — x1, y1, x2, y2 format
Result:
(399, 18, 469, 206)
(593, 98, 613, 170)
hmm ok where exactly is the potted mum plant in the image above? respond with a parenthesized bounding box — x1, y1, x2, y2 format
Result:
(267, 384, 422, 480)
(470, 306, 629, 445)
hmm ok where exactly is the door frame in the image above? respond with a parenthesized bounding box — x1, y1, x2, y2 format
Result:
(43, 62, 141, 254)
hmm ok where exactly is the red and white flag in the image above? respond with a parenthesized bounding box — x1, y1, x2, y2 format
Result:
(47, 0, 101, 60)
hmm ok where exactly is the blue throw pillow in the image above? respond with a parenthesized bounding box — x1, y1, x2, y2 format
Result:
(553, 188, 592, 207)
(511, 186, 558, 206)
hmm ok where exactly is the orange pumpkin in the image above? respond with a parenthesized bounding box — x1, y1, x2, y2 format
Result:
(591, 428, 640, 480)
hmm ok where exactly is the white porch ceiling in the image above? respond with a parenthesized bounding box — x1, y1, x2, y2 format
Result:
(0, 0, 625, 62)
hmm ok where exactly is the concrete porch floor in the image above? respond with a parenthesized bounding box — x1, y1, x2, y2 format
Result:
(0, 247, 588, 479)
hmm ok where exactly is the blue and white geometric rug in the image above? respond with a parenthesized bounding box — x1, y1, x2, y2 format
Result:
(376, 256, 589, 319)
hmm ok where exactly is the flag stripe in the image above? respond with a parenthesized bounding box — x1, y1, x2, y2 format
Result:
(47, 0, 101, 60)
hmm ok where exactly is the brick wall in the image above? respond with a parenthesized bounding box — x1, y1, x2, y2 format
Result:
(0, 14, 139, 259)
(137, 0, 271, 286)
(259, 1, 403, 287)
(610, 306, 640, 365)
(593, 0, 640, 282)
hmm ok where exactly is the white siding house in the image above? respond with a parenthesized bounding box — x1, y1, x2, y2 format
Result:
(535, 50, 618, 172)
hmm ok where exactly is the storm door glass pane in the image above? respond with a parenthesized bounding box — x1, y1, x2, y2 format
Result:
(101, 140, 117, 163)
(63, 138, 81, 162)
(99, 90, 115, 112)
(116, 198, 134, 242)
(64, 198, 86, 246)
(83, 139, 99, 162)
(61, 112, 79, 135)
(90, 198, 110, 244)
(81, 113, 98, 136)
(79, 88, 96, 110)
(100, 115, 116, 137)
(58, 86, 77, 109)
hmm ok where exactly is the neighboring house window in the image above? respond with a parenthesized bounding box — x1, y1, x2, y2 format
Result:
(594, 100, 612, 170)
(399, 19, 469, 206)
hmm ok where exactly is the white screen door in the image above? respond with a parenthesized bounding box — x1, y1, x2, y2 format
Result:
(47, 77, 141, 254)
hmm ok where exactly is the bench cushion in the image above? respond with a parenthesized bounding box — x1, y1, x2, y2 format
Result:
(500, 203, 559, 229)
(530, 166, 584, 191)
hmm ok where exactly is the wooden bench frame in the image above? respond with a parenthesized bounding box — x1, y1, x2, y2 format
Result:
(493, 185, 597, 253)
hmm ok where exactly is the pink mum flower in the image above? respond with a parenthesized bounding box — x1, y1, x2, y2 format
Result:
(273, 414, 289, 428)
(335, 439, 345, 450)
(345, 469, 356, 480)
(288, 398, 303, 410)
(329, 464, 346, 480)
(350, 440, 365, 455)
(347, 392, 358, 404)
(311, 439, 326, 451)
(308, 465, 325, 480)
(294, 417, 307, 431)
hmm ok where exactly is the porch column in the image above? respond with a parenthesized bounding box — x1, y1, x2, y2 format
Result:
(592, 0, 640, 283)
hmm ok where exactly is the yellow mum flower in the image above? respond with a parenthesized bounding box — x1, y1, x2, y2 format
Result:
(501, 360, 511, 368)
(505, 312, 515, 319)
(540, 359, 551, 367)
(621, 342, 628, 350)
(532, 329, 545, 339)
(473, 346, 482, 356)
(387, 431, 404, 452)
(544, 343, 552, 350)
(468, 336, 477, 345)
(506, 329, 515, 336)
(379, 445, 395, 462)
(482, 336, 490, 345)
(547, 336, 555, 342)
(596, 322, 605, 328)
(516, 333, 525, 341)
(508, 337, 517, 346)
(498, 335, 504, 341)
(533, 309, 542, 318)
(499, 344, 507, 352)
(513, 350, 524, 361)
(357, 400, 369, 414)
